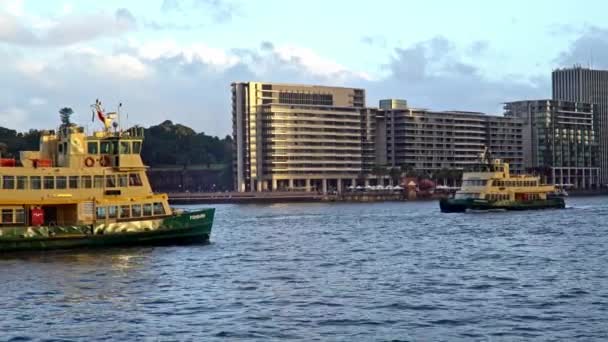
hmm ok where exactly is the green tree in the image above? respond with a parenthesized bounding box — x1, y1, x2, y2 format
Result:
(59, 107, 74, 126)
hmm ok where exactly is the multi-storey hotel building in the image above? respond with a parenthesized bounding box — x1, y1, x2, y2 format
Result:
(379, 101, 524, 174)
(232, 82, 370, 193)
(504, 99, 599, 189)
(232, 83, 526, 193)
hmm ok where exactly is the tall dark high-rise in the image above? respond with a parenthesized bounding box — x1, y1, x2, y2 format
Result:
(552, 67, 608, 184)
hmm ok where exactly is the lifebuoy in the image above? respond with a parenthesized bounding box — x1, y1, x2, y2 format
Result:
(84, 157, 95, 167)
(99, 155, 111, 167)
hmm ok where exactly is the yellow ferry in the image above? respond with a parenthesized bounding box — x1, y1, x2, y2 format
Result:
(0, 100, 214, 252)
(440, 150, 566, 213)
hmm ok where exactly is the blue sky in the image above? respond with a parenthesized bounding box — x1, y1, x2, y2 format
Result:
(1, 0, 607, 136)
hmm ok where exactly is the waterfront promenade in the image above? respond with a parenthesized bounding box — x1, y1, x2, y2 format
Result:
(167, 190, 408, 204)
(167, 189, 608, 204)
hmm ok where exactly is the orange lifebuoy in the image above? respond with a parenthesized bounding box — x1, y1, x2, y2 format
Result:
(99, 155, 111, 167)
(84, 157, 95, 167)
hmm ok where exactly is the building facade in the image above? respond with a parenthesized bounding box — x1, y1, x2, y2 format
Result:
(231, 82, 372, 193)
(552, 67, 608, 184)
(504, 99, 599, 189)
(379, 102, 524, 175)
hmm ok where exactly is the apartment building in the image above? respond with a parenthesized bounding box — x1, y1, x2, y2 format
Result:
(379, 100, 524, 174)
(504, 99, 599, 189)
(231, 82, 370, 193)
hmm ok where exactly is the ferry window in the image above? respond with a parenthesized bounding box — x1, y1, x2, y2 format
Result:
(56, 176, 67, 189)
(2, 176, 14, 189)
(69, 176, 79, 189)
(129, 173, 142, 186)
(88, 141, 99, 154)
(118, 174, 128, 187)
(43, 176, 55, 189)
(105, 175, 116, 188)
(153, 202, 165, 215)
(143, 203, 152, 216)
(96, 206, 106, 220)
(2, 209, 13, 223)
(120, 141, 131, 154)
(16, 176, 27, 190)
(131, 204, 142, 217)
(81, 176, 92, 189)
(15, 209, 24, 223)
(132, 141, 142, 154)
(30, 176, 41, 190)
(94, 175, 104, 188)
(119, 205, 130, 218)
(100, 141, 117, 154)
(107, 206, 117, 219)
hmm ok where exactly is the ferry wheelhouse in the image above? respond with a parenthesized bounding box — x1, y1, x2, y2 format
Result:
(0, 101, 214, 252)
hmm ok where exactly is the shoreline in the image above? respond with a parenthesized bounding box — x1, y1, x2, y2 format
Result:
(167, 190, 608, 205)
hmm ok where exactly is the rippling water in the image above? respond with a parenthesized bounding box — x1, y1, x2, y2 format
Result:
(2, 197, 608, 341)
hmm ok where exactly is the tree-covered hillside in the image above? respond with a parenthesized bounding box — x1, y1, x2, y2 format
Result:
(0, 121, 232, 168)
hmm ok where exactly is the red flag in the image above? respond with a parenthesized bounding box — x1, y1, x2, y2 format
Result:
(97, 109, 105, 123)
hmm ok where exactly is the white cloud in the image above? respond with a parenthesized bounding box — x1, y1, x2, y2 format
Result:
(273, 45, 373, 81)
(94, 54, 150, 80)
(137, 40, 239, 68)
(1, 0, 25, 17)
(28, 97, 47, 106)
(0, 8, 136, 46)
(61, 3, 74, 15)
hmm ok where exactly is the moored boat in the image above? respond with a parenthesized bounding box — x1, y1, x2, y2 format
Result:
(440, 150, 566, 213)
(0, 100, 214, 252)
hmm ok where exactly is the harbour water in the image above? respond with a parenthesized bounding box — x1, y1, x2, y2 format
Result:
(1, 197, 608, 341)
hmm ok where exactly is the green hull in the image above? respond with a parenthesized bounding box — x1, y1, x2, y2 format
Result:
(440, 198, 565, 213)
(0, 208, 214, 252)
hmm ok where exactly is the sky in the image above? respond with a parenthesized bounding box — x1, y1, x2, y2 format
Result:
(1, 0, 608, 136)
